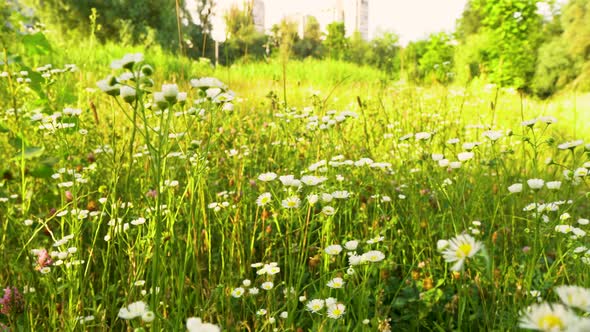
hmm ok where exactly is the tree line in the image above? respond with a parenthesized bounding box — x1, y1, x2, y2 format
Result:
(3, 0, 589, 97)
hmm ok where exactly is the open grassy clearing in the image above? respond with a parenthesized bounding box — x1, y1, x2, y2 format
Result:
(1, 44, 590, 331)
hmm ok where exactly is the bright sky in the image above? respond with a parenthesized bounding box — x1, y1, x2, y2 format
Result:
(208, 0, 469, 45)
(369, 0, 468, 44)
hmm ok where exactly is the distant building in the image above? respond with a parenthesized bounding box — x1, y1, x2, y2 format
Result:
(355, 0, 369, 40)
(201, 0, 371, 41)
(339, 0, 369, 40)
(252, 0, 265, 33)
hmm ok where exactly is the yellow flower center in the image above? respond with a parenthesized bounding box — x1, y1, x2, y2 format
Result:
(456, 243, 473, 258)
(538, 314, 563, 329)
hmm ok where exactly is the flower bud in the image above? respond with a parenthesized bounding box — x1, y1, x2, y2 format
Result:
(120, 86, 136, 103)
(153, 92, 168, 109)
(162, 84, 178, 104)
(177, 92, 187, 105)
(141, 64, 154, 76)
(97, 76, 120, 97)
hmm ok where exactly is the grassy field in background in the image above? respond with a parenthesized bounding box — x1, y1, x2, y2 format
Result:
(1, 41, 590, 331)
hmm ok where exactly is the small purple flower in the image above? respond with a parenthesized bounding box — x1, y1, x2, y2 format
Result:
(0, 287, 24, 316)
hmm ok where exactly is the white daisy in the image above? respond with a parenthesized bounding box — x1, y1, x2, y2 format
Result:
(231, 287, 245, 298)
(324, 244, 343, 255)
(306, 299, 325, 313)
(258, 172, 277, 182)
(256, 192, 272, 207)
(281, 196, 301, 209)
(441, 234, 483, 271)
(519, 302, 577, 332)
(326, 303, 346, 319)
(327, 277, 345, 289)
(555, 285, 590, 311)
(362, 250, 385, 262)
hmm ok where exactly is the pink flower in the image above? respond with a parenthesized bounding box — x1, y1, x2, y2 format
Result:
(35, 249, 53, 270)
(0, 287, 24, 316)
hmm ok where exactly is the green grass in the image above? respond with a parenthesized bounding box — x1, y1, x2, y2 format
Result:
(1, 41, 590, 331)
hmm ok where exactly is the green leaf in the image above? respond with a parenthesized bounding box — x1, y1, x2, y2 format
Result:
(22, 146, 44, 159)
(0, 123, 9, 133)
(8, 134, 25, 150)
(20, 66, 47, 100)
(22, 32, 52, 56)
(29, 164, 53, 178)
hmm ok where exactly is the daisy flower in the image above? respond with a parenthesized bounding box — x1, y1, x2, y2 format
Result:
(322, 206, 336, 216)
(118, 301, 148, 320)
(231, 287, 245, 298)
(326, 303, 346, 319)
(256, 192, 272, 207)
(281, 196, 300, 209)
(324, 244, 343, 255)
(186, 317, 221, 332)
(261, 282, 274, 290)
(519, 303, 577, 332)
(332, 190, 350, 199)
(348, 254, 363, 266)
(508, 183, 523, 193)
(307, 194, 319, 205)
(366, 236, 384, 244)
(457, 152, 474, 161)
(555, 285, 590, 311)
(327, 277, 345, 289)
(344, 240, 359, 251)
(546, 181, 562, 190)
(527, 179, 545, 190)
(362, 250, 386, 263)
(441, 234, 483, 271)
(258, 172, 277, 182)
(306, 299, 325, 313)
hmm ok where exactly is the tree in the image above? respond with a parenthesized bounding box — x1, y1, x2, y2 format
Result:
(269, 18, 299, 57)
(224, 3, 263, 61)
(455, 0, 486, 41)
(293, 16, 323, 59)
(367, 31, 401, 75)
(418, 32, 455, 84)
(454, 0, 544, 88)
(27, 0, 200, 51)
(480, 0, 544, 87)
(545, 0, 590, 91)
(532, 38, 577, 97)
(192, 0, 215, 57)
(346, 31, 369, 65)
(402, 39, 429, 83)
(324, 22, 347, 60)
(561, 0, 590, 61)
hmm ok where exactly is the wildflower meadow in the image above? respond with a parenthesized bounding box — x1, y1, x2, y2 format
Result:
(2, 4, 590, 331)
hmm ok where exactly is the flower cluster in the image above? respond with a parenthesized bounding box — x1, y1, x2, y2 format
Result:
(0, 287, 24, 316)
(118, 300, 155, 322)
(306, 297, 346, 319)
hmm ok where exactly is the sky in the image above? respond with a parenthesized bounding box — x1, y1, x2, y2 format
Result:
(206, 0, 469, 45)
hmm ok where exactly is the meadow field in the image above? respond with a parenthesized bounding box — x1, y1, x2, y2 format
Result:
(2, 41, 590, 332)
